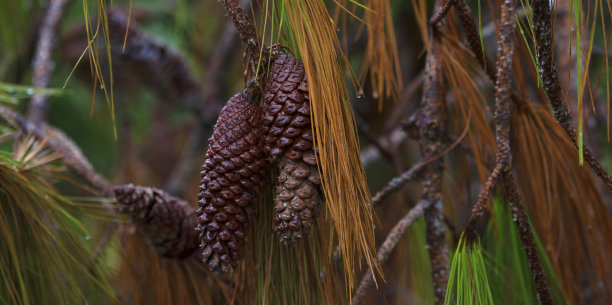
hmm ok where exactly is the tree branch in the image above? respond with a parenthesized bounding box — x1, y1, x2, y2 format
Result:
(500, 170, 555, 305)
(28, 0, 71, 122)
(532, 0, 612, 190)
(463, 0, 556, 303)
(418, 3, 450, 302)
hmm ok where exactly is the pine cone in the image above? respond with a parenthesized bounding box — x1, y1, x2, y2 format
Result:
(262, 51, 324, 243)
(273, 150, 322, 244)
(262, 52, 312, 161)
(197, 92, 267, 273)
(114, 184, 199, 258)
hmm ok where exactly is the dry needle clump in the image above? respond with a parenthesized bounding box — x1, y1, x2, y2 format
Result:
(262, 51, 323, 244)
(197, 91, 267, 273)
(114, 184, 200, 258)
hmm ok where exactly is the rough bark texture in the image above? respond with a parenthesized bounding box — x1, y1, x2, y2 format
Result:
(470, 0, 556, 303)
(454, 0, 497, 82)
(417, 36, 448, 305)
(501, 172, 555, 305)
(114, 184, 200, 258)
(197, 92, 267, 273)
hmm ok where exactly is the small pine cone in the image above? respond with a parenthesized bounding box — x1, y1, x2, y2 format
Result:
(273, 150, 322, 244)
(114, 184, 200, 258)
(262, 52, 312, 161)
(197, 92, 267, 273)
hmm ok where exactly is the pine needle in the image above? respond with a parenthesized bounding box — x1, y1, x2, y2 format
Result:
(513, 103, 612, 304)
(117, 227, 227, 305)
(234, 177, 343, 305)
(0, 82, 64, 105)
(483, 197, 569, 305)
(0, 148, 117, 305)
(359, 0, 403, 109)
(444, 234, 494, 305)
(75, 0, 117, 139)
(281, 0, 379, 292)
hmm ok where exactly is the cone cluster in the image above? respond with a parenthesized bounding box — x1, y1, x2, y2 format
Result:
(196, 51, 323, 273)
(114, 184, 200, 258)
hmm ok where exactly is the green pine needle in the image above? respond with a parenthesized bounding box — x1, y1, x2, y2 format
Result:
(445, 233, 494, 305)
(483, 197, 569, 305)
(0, 148, 117, 305)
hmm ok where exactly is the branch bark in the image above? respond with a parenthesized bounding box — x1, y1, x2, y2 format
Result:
(418, 2, 450, 301)
(463, 0, 556, 303)
(418, 41, 448, 305)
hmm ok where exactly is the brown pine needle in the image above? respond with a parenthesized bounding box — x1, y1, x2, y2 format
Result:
(283, 0, 378, 291)
(532, 0, 612, 190)
(360, 0, 403, 108)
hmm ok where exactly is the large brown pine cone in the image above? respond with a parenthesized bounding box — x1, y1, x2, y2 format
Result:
(263, 51, 323, 243)
(197, 91, 267, 273)
(262, 52, 313, 161)
(273, 151, 322, 244)
(114, 184, 200, 258)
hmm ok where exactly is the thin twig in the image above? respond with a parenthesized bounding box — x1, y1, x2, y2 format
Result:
(371, 161, 424, 205)
(532, 0, 612, 190)
(351, 199, 435, 305)
(28, 0, 71, 122)
(452, 0, 529, 110)
(370, 124, 469, 207)
(462, 0, 556, 303)
(360, 127, 406, 168)
(454, 0, 496, 82)
(355, 113, 405, 173)
(429, 0, 455, 25)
